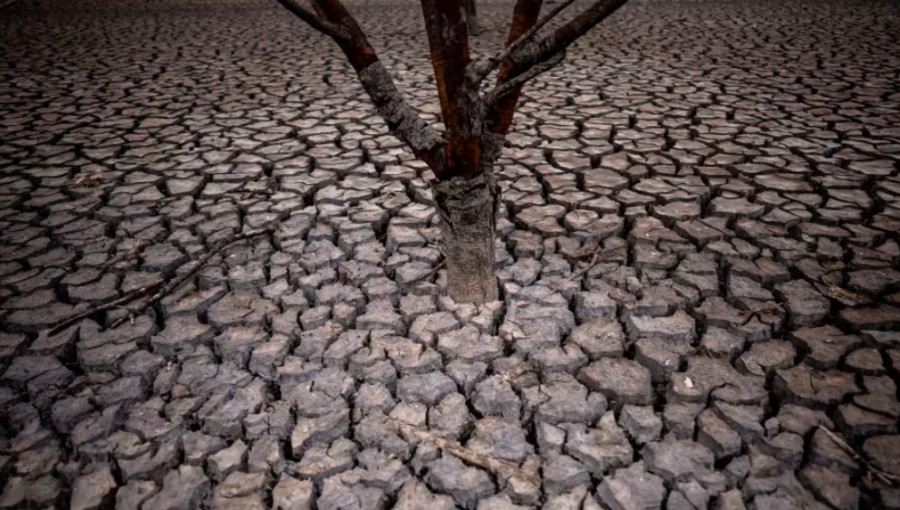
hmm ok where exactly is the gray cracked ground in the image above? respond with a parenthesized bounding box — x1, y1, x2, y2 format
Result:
(1, 0, 900, 508)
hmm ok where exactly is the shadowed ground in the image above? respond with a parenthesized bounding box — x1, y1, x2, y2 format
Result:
(1, 0, 900, 508)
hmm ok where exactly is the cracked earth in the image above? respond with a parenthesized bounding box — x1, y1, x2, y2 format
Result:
(1, 0, 900, 508)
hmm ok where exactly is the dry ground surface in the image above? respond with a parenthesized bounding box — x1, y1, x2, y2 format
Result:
(1, 0, 900, 508)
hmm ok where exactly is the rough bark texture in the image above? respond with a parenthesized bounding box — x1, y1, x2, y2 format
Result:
(357, 62, 445, 170)
(277, 0, 629, 304)
(487, 0, 543, 136)
(433, 174, 499, 304)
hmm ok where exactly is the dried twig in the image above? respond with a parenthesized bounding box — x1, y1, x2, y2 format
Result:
(818, 426, 900, 487)
(49, 225, 277, 335)
(568, 246, 626, 280)
(69, 171, 105, 189)
(382, 415, 539, 485)
(48, 282, 165, 336)
(568, 251, 599, 280)
(99, 240, 147, 272)
(419, 260, 446, 282)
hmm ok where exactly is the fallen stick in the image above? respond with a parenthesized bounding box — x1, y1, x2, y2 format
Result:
(419, 260, 446, 282)
(48, 282, 164, 336)
(49, 225, 277, 335)
(381, 415, 539, 485)
(818, 425, 900, 487)
(568, 246, 624, 280)
(99, 240, 147, 272)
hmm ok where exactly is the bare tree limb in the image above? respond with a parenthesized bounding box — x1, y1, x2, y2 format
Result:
(484, 0, 543, 136)
(469, 0, 575, 85)
(509, 0, 627, 73)
(420, 0, 485, 179)
(273, 0, 351, 40)
(419, 0, 471, 134)
(485, 0, 627, 136)
(484, 50, 564, 106)
(276, 0, 447, 174)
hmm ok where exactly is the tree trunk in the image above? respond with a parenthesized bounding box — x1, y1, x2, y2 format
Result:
(463, 0, 481, 36)
(433, 173, 498, 304)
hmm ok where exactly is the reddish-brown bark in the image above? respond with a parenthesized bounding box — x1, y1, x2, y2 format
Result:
(275, 0, 630, 303)
(487, 0, 543, 136)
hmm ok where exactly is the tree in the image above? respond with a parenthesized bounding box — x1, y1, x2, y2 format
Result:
(274, 0, 628, 304)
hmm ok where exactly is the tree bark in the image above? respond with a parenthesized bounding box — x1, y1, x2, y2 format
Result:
(433, 173, 498, 304)
(276, 0, 630, 305)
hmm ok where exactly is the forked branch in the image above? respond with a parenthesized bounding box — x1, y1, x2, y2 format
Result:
(485, 0, 543, 135)
(507, 0, 627, 75)
(485, 0, 627, 135)
(468, 0, 575, 85)
(484, 50, 565, 107)
(276, 0, 447, 174)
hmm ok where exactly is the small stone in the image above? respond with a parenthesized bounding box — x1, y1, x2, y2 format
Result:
(737, 341, 795, 376)
(215, 472, 266, 499)
(115, 480, 157, 510)
(466, 417, 532, 463)
(473, 376, 522, 421)
(863, 435, 900, 478)
(844, 347, 885, 375)
(774, 364, 859, 409)
(664, 402, 704, 439)
(290, 408, 350, 456)
(626, 310, 696, 342)
(698, 409, 742, 460)
(397, 371, 457, 406)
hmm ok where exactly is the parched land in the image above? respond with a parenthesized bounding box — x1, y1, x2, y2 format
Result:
(1, 0, 899, 508)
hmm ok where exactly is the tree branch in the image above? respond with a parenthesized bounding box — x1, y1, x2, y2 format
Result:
(485, 0, 627, 136)
(509, 0, 627, 73)
(419, 0, 472, 135)
(483, 0, 543, 136)
(484, 50, 564, 107)
(469, 0, 575, 86)
(420, 0, 484, 179)
(276, 0, 446, 174)
(273, 0, 351, 40)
